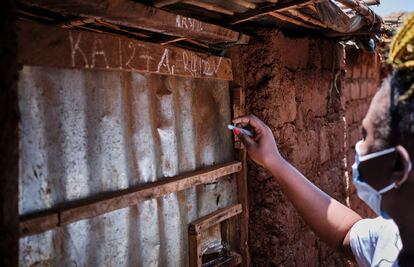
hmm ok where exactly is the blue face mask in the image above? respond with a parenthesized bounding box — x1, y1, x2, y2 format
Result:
(352, 141, 411, 218)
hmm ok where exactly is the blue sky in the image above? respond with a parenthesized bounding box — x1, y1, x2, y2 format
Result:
(370, 0, 414, 16)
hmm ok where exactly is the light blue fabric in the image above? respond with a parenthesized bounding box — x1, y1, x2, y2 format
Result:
(350, 217, 402, 267)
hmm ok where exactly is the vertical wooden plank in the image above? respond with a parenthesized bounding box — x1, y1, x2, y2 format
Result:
(234, 149, 249, 266)
(227, 46, 250, 266)
(188, 232, 202, 267)
(221, 219, 231, 246)
(221, 216, 240, 253)
(0, 0, 19, 266)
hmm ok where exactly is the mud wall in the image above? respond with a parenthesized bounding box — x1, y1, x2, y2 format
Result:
(343, 48, 382, 218)
(242, 28, 384, 265)
(242, 30, 350, 266)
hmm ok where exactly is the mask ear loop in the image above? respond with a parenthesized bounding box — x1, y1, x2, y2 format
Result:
(394, 145, 412, 188)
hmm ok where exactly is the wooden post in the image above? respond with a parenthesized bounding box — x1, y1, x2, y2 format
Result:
(235, 148, 249, 266)
(0, 0, 19, 266)
(227, 46, 250, 266)
(188, 230, 203, 266)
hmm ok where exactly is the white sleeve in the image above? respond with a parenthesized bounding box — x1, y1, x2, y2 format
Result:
(349, 217, 402, 267)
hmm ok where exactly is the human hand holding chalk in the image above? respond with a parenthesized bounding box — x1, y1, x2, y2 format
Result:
(227, 124, 254, 137)
(231, 115, 282, 168)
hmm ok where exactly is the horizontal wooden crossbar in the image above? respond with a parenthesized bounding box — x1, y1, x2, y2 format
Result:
(17, 21, 233, 80)
(19, 161, 242, 237)
(189, 204, 242, 235)
(19, 212, 59, 237)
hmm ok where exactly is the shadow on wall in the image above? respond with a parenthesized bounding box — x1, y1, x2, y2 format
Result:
(343, 47, 382, 219)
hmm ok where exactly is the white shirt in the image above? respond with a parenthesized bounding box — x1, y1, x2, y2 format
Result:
(350, 217, 402, 267)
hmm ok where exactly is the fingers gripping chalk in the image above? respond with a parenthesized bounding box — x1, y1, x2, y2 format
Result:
(227, 124, 254, 137)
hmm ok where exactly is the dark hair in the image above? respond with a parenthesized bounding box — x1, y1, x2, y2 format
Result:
(389, 69, 414, 156)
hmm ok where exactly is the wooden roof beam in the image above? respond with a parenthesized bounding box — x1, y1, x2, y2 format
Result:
(228, 0, 320, 25)
(17, 0, 250, 44)
(363, 0, 380, 6)
(182, 0, 235, 15)
(230, 0, 257, 9)
(336, 0, 382, 24)
(269, 12, 320, 29)
(153, 0, 182, 8)
(286, 9, 328, 28)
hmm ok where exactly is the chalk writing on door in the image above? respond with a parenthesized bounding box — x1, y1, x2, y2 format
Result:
(68, 30, 224, 78)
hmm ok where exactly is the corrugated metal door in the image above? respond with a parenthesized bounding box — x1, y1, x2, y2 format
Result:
(18, 22, 239, 267)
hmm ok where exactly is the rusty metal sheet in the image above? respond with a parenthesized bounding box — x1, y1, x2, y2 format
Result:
(18, 66, 237, 266)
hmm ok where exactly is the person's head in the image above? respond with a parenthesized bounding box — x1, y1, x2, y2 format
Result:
(357, 14, 414, 224)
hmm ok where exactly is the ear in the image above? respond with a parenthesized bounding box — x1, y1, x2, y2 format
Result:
(394, 145, 412, 187)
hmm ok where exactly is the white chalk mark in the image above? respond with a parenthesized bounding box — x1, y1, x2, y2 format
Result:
(118, 38, 123, 69)
(176, 15, 203, 31)
(91, 38, 109, 69)
(176, 15, 182, 28)
(182, 51, 219, 77)
(182, 17, 188, 29)
(157, 49, 171, 74)
(214, 57, 223, 74)
(188, 18, 194, 30)
(68, 31, 89, 68)
(137, 43, 153, 72)
(202, 59, 214, 76)
(125, 42, 137, 70)
(198, 56, 202, 76)
(191, 54, 197, 76)
(174, 57, 183, 74)
(140, 54, 154, 72)
(182, 51, 192, 76)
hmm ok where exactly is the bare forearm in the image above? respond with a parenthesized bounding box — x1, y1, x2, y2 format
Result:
(232, 114, 361, 255)
(266, 156, 362, 249)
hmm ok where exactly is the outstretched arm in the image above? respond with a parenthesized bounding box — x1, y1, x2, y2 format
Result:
(233, 115, 362, 258)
